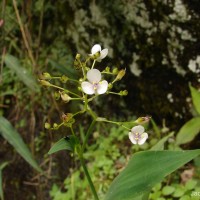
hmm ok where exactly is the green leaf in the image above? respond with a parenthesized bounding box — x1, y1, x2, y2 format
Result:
(0, 162, 9, 200)
(190, 85, 200, 115)
(4, 54, 39, 92)
(48, 135, 78, 154)
(105, 150, 200, 200)
(185, 179, 197, 190)
(150, 132, 174, 150)
(176, 117, 200, 145)
(0, 116, 42, 173)
(180, 195, 191, 200)
(172, 187, 185, 197)
(162, 186, 175, 196)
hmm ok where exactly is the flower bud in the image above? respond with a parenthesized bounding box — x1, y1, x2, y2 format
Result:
(39, 80, 51, 86)
(42, 72, 51, 79)
(54, 91, 60, 100)
(74, 59, 81, 70)
(105, 66, 110, 72)
(122, 90, 128, 96)
(60, 75, 68, 83)
(59, 92, 71, 103)
(135, 116, 151, 124)
(112, 68, 118, 75)
(108, 83, 113, 89)
(44, 122, 51, 129)
(115, 69, 126, 81)
(76, 54, 81, 60)
(78, 87, 82, 91)
(53, 123, 58, 129)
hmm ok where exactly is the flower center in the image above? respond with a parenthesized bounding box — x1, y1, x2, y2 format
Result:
(93, 82, 99, 90)
(134, 132, 141, 141)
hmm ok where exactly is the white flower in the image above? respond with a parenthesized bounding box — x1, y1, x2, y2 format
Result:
(81, 69, 108, 95)
(129, 125, 148, 145)
(90, 44, 108, 62)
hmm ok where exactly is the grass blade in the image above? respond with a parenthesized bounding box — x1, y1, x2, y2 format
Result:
(0, 116, 42, 172)
(4, 54, 39, 92)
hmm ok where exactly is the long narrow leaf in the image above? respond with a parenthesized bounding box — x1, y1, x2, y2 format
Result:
(190, 85, 200, 115)
(4, 54, 39, 92)
(150, 132, 174, 150)
(105, 150, 200, 200)
(0, 162, 9, 200)
(0, 116, 42, 172)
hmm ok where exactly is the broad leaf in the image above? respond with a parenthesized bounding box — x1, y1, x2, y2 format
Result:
(48, 135, 78, 154)
(190, 85, 200, 115)
(105, 150, 200, 200)
(4, 54, 39, 92)
(176, 117, 200, 145)
(150, 132, 174, 150)
(0, 117, 42, 172)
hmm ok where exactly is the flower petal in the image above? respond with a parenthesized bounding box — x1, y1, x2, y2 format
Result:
(81, 81, 95, 95)
(97, 80, 108, 94)
(91, 44, 101, 55)
(138, 132, 148, 145)
(129, 132, 137, 144)
(87, 69, 101, 83)
(131, 125, 144, 134)
(99, 48, 108, 59)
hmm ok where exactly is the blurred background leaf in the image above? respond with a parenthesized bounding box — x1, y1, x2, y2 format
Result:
(4, 54, 39, 92)
(176, 117, 200, 145)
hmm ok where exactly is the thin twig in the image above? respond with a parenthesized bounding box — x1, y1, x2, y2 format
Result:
(12, 0, 36, 67)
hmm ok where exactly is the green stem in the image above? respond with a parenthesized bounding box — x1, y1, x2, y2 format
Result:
(79, 155, 99, 200)
(82, 120, 96, 152)
(91, 60, 96, 69)
(101, 71, 113, 75)
(73, 109, 86, 117)
(87, 105, 97, 120)
(51, 77, 79, 83)
(50, 84, 81, 98)
(98, 118, 131, 130)
(108, 91, 121, 96)
(70, 126, 75, 136)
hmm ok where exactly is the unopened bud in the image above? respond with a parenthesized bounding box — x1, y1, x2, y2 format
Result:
(76, 54, 81, 60)
(39, 80, 51, 86)
(135, 116, 151, 124)
(42, 72, 51, 79)
(59, 92, 71, 103)
(108, 83, 113, 89)
(122, 90, 128, 96)
(78, 87, 82, 91)
(112, 68, 118, 75)
(54, 91, 60, 100)
(53, 123, 58, 129)
(60, 75, 68, 83)
(74, 59, 81, 70)
(44, 122, 51, 129)
(105, 67, 110, 72)
(115, 69, 126, 81)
